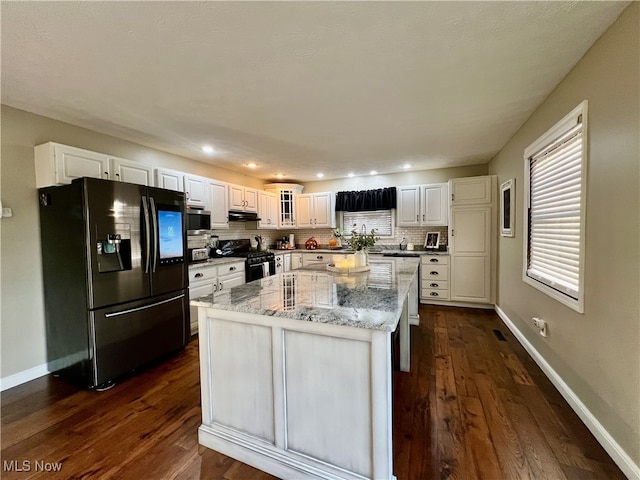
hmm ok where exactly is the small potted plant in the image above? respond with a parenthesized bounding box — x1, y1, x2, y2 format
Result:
(335, 224, 379, 267)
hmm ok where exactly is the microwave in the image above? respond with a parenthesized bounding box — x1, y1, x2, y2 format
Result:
(186, 209, 211, 234)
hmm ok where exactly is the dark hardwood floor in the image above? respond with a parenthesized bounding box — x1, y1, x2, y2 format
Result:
(1, 306, 625, 479)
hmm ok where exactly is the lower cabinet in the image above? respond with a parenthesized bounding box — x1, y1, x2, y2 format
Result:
(420, 255, 450, 302)
(188, 261, 245, 335)
(290, 253, 303, 270)
(302, 252, 330, 267)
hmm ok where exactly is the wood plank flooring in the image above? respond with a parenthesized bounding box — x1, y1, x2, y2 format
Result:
(1, 306, 625, 479)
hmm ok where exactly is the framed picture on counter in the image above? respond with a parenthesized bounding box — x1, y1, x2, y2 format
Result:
(425, 231, 440, 249)
(500, 178, 515, 237)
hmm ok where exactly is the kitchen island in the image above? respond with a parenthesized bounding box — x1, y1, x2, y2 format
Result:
(191, 257, 420, 480)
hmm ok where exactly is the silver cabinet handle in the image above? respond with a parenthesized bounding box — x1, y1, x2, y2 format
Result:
(430, 283, 439, 287)
(423, 214, 425, 221)
(416, 215, 419, 221)
(317, 255, 323, 260)
(195, 273, 204, 278)
(229, 266, 236, 271)
(219, 282, 223, 291)
(430, 292, 439, 297)
(430, 258, 439, 263)
(430, 271, 439, 275)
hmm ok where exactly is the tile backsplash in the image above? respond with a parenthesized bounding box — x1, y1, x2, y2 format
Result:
(211, 223, 448, 249)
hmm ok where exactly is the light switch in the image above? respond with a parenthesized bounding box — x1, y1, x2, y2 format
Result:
(2, 207, 13, 218)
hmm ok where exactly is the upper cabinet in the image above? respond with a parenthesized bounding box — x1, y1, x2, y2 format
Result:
(295, 192, 336, 229)
(111, 157, 153, 186)
(155, 167, 185, 192)
(257, 190, 278, 229)
(229, 183, 258, 212)
(208, 180, 229, 229)
(449, 176, 492, 205)
(396, 183, 448, 227)
(35, 143, 110, 188)
(184, 174, 208, 208)
(35, 142, 157, 188)
(264, 183, 304, 229)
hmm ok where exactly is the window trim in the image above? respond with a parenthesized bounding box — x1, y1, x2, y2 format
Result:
(522, 100, 588, 313)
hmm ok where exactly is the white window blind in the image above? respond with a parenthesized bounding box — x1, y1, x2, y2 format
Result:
(524, 101, 587, 312)
(342, 210, 393, 237)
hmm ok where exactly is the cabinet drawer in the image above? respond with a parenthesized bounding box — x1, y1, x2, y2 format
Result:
(422, 280, 448, 291)
(421, 255, 449, 265)
(218, 261, 245, 276)
(189, 265, 218, 284)
(302, 253, 329, 266)
(421, 264, 449, 280)
(421, 288, 450, 300)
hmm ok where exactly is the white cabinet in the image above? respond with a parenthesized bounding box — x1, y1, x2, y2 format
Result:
(290, 252, 303, 270)
(156, 167, 185, 192)
(110, 157, 154, 186)
(295, 192, 336, 229)
(448, 175, 496, 305)
(264, 183, 304, 229)
(302, 252, 330, 267)
(397, 183, 448, 227)
(188, 261, 245, 335)
(184, 174, 208, 208)
(257, 191, 278, 229)
(420, 255, 450, 302)
(35, 142, 110, 188)
(450, 176, 493, 205)
(229, 184, 258, 212)
(297, 272, 335, 308)
(208, 180, 229, 229)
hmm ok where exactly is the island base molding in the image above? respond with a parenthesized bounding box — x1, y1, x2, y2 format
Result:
(199, 424, 395, 480)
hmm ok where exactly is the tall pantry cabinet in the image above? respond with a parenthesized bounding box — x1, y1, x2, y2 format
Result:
(448, 175, 497, 305)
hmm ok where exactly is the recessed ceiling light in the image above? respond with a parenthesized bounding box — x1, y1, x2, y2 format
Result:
(275, 173, 285, 179)
(317, 173, 324, 178)
(402, 164, 411, 169)
(247, 162, 257, 169)
(370, 170, 378, 175)
(347, 173, 354, 178)
(202, 145, 215, 154)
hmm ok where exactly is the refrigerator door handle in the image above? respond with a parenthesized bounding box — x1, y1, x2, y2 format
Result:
(142, 196, 151, 273)
(103, 293, 186, 318)
(149, 196, 159, 272)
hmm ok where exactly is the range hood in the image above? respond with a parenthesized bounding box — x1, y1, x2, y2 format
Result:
(228, 210, 261, 222)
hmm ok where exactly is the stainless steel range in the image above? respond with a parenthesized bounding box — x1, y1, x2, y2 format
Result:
(213, 239, 275, 282)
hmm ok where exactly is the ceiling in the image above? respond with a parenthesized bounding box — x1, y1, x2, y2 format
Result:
(1, 1, 629, 183)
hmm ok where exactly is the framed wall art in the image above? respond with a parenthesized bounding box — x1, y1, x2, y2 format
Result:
(424, 231, 440, 249)
(500, 178, 515, 237)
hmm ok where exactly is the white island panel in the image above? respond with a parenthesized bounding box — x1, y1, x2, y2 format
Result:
(285, 330, 372, 477)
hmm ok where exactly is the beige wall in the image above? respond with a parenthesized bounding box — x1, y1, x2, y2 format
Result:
(488, 3, 639, 468)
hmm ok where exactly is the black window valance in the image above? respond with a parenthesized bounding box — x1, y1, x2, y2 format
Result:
(335, 187, 396, 212)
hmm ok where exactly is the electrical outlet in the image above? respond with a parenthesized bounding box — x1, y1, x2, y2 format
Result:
(532, 317, 547, 337)
(1, 207, 12, 218)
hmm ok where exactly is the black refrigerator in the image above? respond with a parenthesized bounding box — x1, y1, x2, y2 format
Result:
(38, 177, 190, 389)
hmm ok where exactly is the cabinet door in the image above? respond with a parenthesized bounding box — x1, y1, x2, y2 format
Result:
(283, 253, 291, 272)
(258, 191, 278, 229)
(397, 186, 421, 227)
(422, 183, 448, 225)
(184, 175, 208, 208)
(155, 168, 184, 192)
(291, 253, 303, 270)
(110, 158, 153, 186)
(244, 188, 258, 213)
(229, 184, 246, 210)
(209, 180, 229, 228)
(295, 194, 313, 228)
(218, 271, 245, 292)
(450, 206, 491, 303)
(313, 192, 335, 228)
(449, 176, 492, 205)
(54, 144, 110, 184)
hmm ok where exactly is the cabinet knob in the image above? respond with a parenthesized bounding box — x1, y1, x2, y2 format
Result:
(430, 271, 439, 275)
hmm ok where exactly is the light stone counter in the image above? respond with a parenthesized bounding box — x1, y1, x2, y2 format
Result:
(191, 256, 420, 332)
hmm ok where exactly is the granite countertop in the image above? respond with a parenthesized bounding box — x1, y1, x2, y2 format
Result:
(191, 257, 420, 332)
(272, 247, 449, 256)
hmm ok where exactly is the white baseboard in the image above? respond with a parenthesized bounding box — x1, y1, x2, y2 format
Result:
(0, 363, 49, 392)
(494, 305, 640, 480)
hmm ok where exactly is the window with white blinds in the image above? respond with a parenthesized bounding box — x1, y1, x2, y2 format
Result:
(341, 210, 394, 236)
(523, 101, 587, 313)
